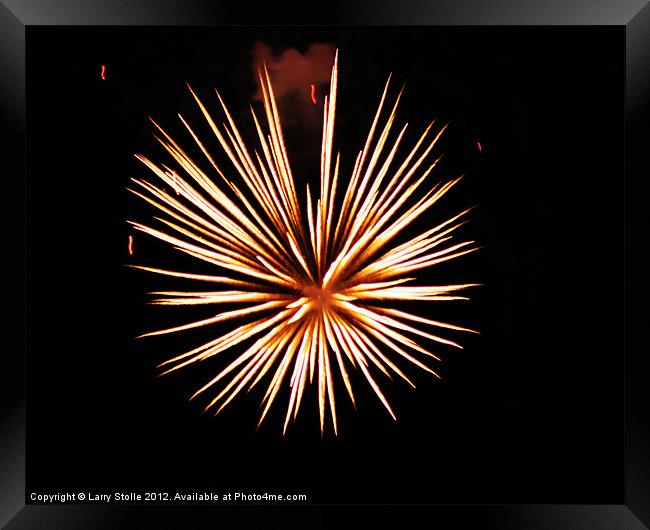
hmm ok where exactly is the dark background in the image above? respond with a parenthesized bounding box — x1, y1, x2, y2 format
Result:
(26, 26, 623, 504)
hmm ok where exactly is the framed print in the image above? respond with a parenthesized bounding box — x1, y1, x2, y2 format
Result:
(2, 1, 648, 528)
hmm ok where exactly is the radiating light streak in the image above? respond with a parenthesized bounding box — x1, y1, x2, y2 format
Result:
(165, 169, 180, 195)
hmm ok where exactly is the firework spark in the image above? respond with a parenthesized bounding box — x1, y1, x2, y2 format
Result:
(128, 51, 479, 434)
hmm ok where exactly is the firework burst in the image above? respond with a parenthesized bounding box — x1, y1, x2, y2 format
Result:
(128, 51, 479, 434)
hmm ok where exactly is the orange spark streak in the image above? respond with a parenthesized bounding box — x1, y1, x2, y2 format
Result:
(100, 65, 106, 80)
(166, 170, 180, 195)
(128, 235, 134, 255)
(476, 140, 482, 152)
(310, 83, 317, 105)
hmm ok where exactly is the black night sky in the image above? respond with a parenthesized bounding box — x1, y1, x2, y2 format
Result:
(26, 26, 623, 504)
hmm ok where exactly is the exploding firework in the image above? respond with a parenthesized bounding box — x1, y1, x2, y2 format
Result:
(128, 51, 479, 434)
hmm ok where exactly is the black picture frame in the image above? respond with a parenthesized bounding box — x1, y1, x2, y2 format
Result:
(2, 1, 648, 528)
